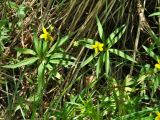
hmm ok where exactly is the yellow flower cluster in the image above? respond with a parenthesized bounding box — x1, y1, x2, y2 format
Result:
(155, 111, 160, 120)
(40, 27, 53, 41)
(91, 41, 104, 54)
(155, 60, 160, 69)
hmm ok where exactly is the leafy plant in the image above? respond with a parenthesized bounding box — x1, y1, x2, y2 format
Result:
(0, 19, 11, 53)
(3, 27, 75, 102)
(79, 17, 136, 77)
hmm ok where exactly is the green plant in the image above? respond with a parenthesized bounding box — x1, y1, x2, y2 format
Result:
(3, 26, 75, 102)
(79, 17, 136, 77)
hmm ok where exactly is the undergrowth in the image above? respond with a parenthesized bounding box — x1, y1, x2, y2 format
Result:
(0, 0, 160, 120)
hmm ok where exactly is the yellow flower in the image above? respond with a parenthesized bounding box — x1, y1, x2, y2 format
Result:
(155, 60, 160, 69)
(91, 41, 104, 54)
(155, 111, 160, 120)
(40, 27, 53, 41)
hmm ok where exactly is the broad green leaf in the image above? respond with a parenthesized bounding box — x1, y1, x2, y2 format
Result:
(143, 45, 160, 61)
(149, 12, 160, 17)
(29, 62, 45, 102)
(16, 48, 36, 55)
(48, 35, 69, 54)
(42, 41, 48, 55)
(38, 40, 43, 57)
(109, 49, 137, 63)
(96, 16, 105, 41)
(37, 61, 45, 97)
(3, 57, 39, 68)
(80, 54, 97, 68)
(107, 25, 126, 48)
(33, 34, 41, 56)
(105, 50, 110, 76)
(96, 53, 103, 78)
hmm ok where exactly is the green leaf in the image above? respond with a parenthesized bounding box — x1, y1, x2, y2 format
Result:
(96, 53, 103, 78)
(50, 53, 76, 60)
(109, 49, 137, 62)
(149, 12, 160, 17)
(107, 25, 126, 48)
(33, 34, 41, 56)
(3, 57, 39, 68)
(153, 75, 160, 93)
(7, 1, 18, 10)
(37, 61, 45, 99)
(148, 30, 159, 46)
(17, 5, 27, 19)
(105, 50, 110, 77)
(42, 41, 48, 55)
(80, 54, 97, 68)
(96, 16, 105, 41)
(16, 48, 36, 55)
(49, 59, 74, 67)
(48, 35, 69, 54)
(143, 45, 160, 61)
(29, 61, 45, 102)
(14, 105, 26, 120)
(78, 38, 95, 49)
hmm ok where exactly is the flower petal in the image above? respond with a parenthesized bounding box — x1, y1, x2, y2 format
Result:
(155, 116, 160, 120)
(42, 27, 47, 34)
(155, 64, 160, 69)
(95, 48, 99, 54)
(99, 47, 103, 51)
(95, 41, 99, 46)
(48, 35, 53, 41)
(92, 45, 96, 49)
(156, 112, 160, 117)
(40, 34, 45, 39)
(99, 43, 104, 47)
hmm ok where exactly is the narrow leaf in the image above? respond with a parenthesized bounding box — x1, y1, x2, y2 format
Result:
(3, 57, 39, 68)
(107, 25, 126, 48)
(50, 53, 76, 60)
(16, 48, 36, 55)
(42, 41, 48, 55)
(37, 62, 45, 97)
(48, 35, 69, 54)
(105, 50, 110, 77)
(78, 38, 95, 49)
(143, 45, 160, 61)
(109, 49, 137, 62)
(96, 16, 105, 41)
(80, 54, 97, 68)
(149, 12, 160, 17)
(96, 53, 103, 78)
(49, 59, 74, 67)
(33, 34, 41, 55)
